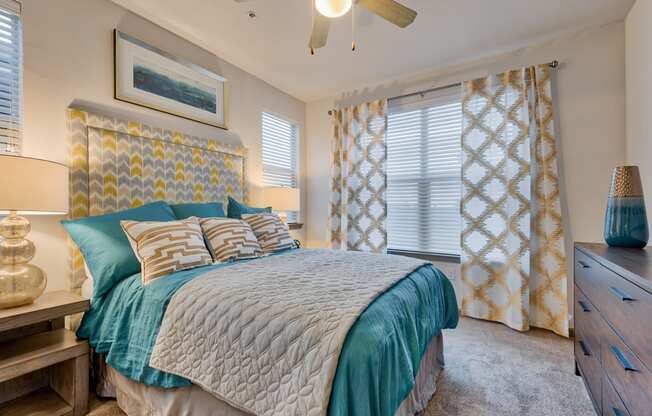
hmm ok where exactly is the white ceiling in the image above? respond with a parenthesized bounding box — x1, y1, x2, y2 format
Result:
(111, 0, 635, 102)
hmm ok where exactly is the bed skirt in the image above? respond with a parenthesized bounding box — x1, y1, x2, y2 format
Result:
(98, 334, 445, 416)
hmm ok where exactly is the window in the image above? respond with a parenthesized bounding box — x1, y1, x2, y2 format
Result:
(0, 0, 21, 154)
(386, 85, 462, 256)
(261, 111, 299, 222)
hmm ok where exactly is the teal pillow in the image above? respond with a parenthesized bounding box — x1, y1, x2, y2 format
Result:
(227, 196, 272, 219)
(171, 202, 225, 219)
(61, 201, 176, 299)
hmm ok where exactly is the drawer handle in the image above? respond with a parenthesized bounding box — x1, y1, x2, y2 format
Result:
(610, 346, 638, 372)
(577, 300, 591, 312)
(577, 260, 591, 269)
(609, 286, 635, 302)
(578, 340, 591, 357)
(612, 408, 625, 416)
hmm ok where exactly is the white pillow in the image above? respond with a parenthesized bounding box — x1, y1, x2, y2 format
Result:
(120, 217, 213, 284)
(241, 213, 294, 254)
(198, 217, 262, 262)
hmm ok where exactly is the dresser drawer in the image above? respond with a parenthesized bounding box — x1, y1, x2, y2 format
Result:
(574, 285, 604, 363)
(575, 248, 652, 368)
(575, 326, 602, 412)
(601, 324, 652, 416)
(575, 249, 605, 309)
(603, 371, 631, 416)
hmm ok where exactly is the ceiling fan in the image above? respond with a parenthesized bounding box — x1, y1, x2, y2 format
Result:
(234, 0, 417, 54)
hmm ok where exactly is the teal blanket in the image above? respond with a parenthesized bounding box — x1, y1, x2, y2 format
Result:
(77, 251, 458, 416)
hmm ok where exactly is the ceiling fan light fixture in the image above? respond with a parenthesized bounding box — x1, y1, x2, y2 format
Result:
(315, 0, 352, 18)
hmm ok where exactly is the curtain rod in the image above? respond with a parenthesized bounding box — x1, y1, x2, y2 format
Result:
(327, 60, 559, 115)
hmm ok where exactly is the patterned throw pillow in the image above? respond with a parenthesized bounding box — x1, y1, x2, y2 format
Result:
(199, 218, 263, 262)
(242, 213, 294, 254)
(121, 218, 212, 284)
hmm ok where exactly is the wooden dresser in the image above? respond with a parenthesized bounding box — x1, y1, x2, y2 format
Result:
(574, 243, 652, 416)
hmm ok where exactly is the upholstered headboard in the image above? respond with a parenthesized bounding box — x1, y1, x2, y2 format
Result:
(66, 108, 247, 293)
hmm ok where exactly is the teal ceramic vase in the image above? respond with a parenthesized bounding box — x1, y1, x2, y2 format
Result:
(604, 166, 649, 248)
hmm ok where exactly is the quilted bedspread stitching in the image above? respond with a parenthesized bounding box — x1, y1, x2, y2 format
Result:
(149, 249, 427, 416)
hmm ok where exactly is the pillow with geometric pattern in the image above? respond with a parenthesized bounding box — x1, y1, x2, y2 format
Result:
(198, 217, 262, 262)
(241, 213, 294, 254)
(120, 217, 213, 284)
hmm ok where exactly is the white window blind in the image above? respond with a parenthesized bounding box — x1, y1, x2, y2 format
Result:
(262, 111, 299, 222)
(0, 0, 21, 154)
(387, 85, 462, 256)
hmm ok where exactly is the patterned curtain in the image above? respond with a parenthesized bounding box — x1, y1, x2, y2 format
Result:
(460, 65, 568, 336)
(330, 99, 388, 253)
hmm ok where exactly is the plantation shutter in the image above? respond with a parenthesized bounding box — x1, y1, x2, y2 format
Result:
(386, 85, 462, 256)
(0, 0, 21, 154)
(262, 111, 299, 222)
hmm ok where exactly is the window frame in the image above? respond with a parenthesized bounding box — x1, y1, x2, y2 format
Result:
(386, 85, 462, 259)
(0, 0, 22, 155)
(260, 109, 301, 223)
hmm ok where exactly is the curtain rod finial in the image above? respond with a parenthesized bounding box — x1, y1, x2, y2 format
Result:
(549, 60, 559, 69)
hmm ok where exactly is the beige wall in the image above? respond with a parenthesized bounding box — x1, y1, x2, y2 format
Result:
(626, 0, 652, 213)
(16, 0, 632, 306)
(305, 22, 628, 308)
(20, 0, 306, 293)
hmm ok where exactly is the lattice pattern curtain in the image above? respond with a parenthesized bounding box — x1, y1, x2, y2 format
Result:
(460, 65, 568, 336)
(330, 99, 388, 253)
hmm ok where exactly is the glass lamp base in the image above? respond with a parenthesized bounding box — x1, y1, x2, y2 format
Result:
(0, 264, 46, 309)
(0, 212, 47, 309)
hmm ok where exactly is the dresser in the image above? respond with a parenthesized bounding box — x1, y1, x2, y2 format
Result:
(574, 243, 652, 416)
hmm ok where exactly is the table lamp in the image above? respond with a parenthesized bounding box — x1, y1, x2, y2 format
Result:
(262, 186, 300, 224)
(0, 155, 68, 309)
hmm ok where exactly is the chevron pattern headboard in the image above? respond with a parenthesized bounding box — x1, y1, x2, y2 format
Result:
(66, 108, 247, 293)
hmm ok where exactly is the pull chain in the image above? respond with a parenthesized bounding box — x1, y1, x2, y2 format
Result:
(310, 0, 315, 55)
(351, 3, 356, 51)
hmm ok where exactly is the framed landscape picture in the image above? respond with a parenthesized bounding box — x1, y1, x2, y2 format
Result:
(114, 30, 228, 129)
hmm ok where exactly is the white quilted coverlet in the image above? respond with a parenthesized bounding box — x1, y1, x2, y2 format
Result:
(149, 249, 427, 416)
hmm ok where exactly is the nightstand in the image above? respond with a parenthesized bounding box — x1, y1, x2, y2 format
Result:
(0, 291, 90, 416)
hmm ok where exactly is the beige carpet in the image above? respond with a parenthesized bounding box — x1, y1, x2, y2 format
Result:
(88, 317, 594, 416)
(424, 318, 593, 416)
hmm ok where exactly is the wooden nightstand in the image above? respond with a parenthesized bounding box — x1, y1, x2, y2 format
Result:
(0, 291, 90, 416)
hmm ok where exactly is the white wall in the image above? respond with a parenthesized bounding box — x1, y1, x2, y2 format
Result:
(20, 0, 306, 293)
(626, 0, 652, 212)
(306, 22, 627, 305)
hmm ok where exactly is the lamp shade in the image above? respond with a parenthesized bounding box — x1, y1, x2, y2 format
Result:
(0, 155, 68, 215)
(262, 186, 300, 212)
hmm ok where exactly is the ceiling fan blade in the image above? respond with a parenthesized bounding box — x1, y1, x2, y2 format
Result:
(357, 0, 417, 28)
(309, 12, 331, 50)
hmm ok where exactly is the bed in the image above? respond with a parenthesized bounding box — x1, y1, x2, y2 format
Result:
(66, 108, 459, 416)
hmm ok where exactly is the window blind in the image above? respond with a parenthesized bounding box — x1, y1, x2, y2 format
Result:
(386, 85, 462, 256)
(0, 0, 20, 154)
(262, 111, 299, 222)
